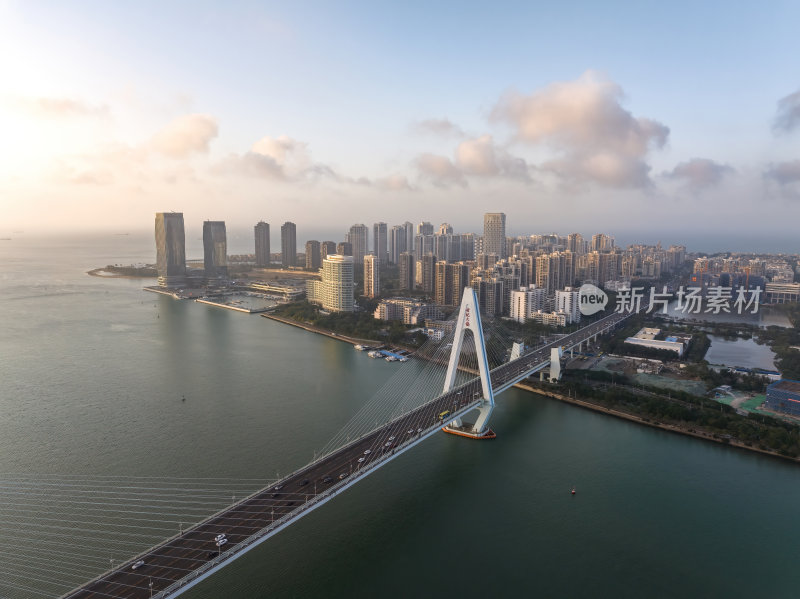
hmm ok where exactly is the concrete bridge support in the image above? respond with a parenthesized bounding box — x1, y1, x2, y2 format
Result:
(441, 287, 496, 439)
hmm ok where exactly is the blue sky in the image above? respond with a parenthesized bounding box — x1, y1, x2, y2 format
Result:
(1, 0, 798, 245)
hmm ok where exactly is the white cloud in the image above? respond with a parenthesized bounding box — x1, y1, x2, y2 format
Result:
(455, 135, 531, 181)
(666, 158, 735, 188)
(7, 95, 110, 119)
(151, 114, 218, 158)
(491, 70, 669, 188)
(415, 153, 466, 187)
(251, 135, 311, 176)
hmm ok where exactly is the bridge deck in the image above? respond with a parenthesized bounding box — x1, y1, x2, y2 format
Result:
(63, 309, 633, 598)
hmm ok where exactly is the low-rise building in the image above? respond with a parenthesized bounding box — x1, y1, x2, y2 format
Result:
(624, 327, 687, 356)
(764, 379, 800, 416)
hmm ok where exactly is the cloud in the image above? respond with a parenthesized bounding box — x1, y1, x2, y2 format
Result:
(250, 135, 312, 177)
(455, 135, 531, 180)
(414, 118, 465, 137)
(151, 114, 218, 158)
(213, 134, 340, 183)
(375, 174, 414, 191)
(415, 153, 467, 187)
(666, 158, 735, 188)
(214, 151, 286, 180)
(764, 160, 800, 185)
(10, 96, 110, 118)
(491, 70, 669, 188)
(773, 89, 800, 134)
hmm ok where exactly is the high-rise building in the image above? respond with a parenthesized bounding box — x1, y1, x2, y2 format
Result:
(347, 223, 369, 265)
(399, 252, 415, 290)
(203, 220, 228, 280)
(403, 222, 415, 256)
(373, 222, 388, 265)
(155, 212, 186, 288)
(567, 233, 584, 255)
(281, 222, 297, 268)
(591, 233, 615, 252)
(555, 287, 581, 323)
(389, 225, 406, 264)
(483, 213, 507, 259)
(414, 234, 434, 258)
(421, 253, 437, 294)
(305, 240, 321, 270)
(509, 285, 546, 323)
(472, 276, 503, 316)
(364, 254, 380, 298)
(321, 241, 337, 264)
(434, 234, 450, 263)
(417, 221, 434, 236)
(435, 261, 470, 307)
(460, 233, 476, 261)
(322, 254, 354, 312)
(337, 241, 352, 256)
(438, 223, 453, 235)
(254, 221, 271, 267)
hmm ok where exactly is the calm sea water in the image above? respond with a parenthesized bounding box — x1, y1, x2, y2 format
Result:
(2, 234, 800, 598)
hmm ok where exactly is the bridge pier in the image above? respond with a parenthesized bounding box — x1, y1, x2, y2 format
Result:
(441, 287, 496, 440)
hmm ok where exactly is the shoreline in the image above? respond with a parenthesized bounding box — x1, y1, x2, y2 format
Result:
(261, 313, 376, 346)
(263, 311, 799, 465)
(515, 382, 800, 465)
(87, 267, 155, 279)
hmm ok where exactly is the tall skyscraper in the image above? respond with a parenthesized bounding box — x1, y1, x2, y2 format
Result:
(483, 212, 507, 259)
(281, 221, 297, 268)
(403, 222, 415, 256)
(337, 241, 352, 256)
(438, 223, 453, 235)
(254, 221, 270, 267)
(364, 254, 380, 298)
(460, 233, 476, 261)
(591, 233, 615, 252)
(399, 252, 415, 290)
(155, 212, 186, 288)
(417, 221, 434, 236)
(435, 262, 470, 306)
(203, 220, 228, 280)
(555, 287, 581, 323)
(373, 222, 388, 265)
(305, 240, 321, 270)
(567, 233, 584, 255)
(347, 223, 369, 265)
(321, 241, 337, 264)
(389, 225, 406, 264)
(421, 253, 437, 294)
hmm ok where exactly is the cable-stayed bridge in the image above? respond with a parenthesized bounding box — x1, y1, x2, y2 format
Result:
(2, 289, 636, 599)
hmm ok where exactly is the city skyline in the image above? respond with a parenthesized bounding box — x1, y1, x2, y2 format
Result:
(1, 1, 799, 245)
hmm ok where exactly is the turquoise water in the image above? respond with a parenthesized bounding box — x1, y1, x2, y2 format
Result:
(2, 235, 800, 598)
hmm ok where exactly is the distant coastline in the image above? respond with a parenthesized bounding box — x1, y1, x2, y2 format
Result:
(88, 265, 157, 278)
(516, 383, 800, 465)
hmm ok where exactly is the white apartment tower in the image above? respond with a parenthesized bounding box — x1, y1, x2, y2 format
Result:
(509, 284, 546, 323)
(321, 254, 354, 312)
(555, 286, 581, 324)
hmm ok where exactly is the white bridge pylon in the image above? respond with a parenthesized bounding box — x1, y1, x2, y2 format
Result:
(441, 287, 496, 439)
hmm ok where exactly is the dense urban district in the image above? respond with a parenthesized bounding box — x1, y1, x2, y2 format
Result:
(100, 212, 800, 459)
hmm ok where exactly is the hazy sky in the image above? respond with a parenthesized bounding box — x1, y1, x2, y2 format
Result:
(1, 0, 799, 245)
